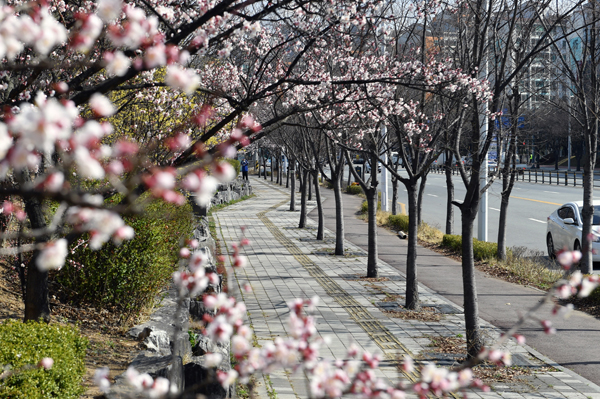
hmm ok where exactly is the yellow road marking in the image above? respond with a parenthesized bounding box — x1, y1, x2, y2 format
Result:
(398, 202, 406, 214)
(509, 196, 562, 206)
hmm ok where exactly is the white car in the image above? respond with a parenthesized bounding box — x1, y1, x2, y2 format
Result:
(546, 200, 600, 261)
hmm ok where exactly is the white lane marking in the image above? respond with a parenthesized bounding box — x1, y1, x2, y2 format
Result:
(544, 191, 559, 194)
(490, 207, 500, 211)
(427, 194, 438, 197)
(529, 218, 546, 224)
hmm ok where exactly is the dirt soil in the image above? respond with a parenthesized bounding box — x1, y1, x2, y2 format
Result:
(0, 262, 140, 398)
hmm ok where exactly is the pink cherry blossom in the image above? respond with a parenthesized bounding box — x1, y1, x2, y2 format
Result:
(36, 239, 68, 271)
(188, 251, 208, 272)
(166, 65, 201, 95)
(38, 357, 54, 369)
(105, 51, 131, 76)
(96, 0, 123, 23)
(94, 367, 111, 393)
(557, 250, 582, 269)
(89, 93, 116, 117)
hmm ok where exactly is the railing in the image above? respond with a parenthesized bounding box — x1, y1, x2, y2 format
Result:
(430, 165, 600, 188)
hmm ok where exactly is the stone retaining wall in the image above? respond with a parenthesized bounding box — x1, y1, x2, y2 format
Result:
(105, 179, 252, 399)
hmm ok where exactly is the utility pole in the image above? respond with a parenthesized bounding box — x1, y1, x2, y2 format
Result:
(568, 92, 572, 171)
(478, 22, 489, 242)
(381, 124, 390, 212)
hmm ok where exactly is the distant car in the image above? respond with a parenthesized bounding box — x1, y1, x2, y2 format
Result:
(546, 201, 600, 261)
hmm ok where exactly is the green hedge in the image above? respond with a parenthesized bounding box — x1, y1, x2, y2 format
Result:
(227, 159, 241, 177)
(442, 234, 499, 260)
(388, 214, 409, 231)
(346, 185, 363, 195)
(0, 320, 87, 399)
(57, 197, 194, 320)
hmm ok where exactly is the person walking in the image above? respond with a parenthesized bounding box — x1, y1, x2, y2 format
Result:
(241, 159, 249, 181)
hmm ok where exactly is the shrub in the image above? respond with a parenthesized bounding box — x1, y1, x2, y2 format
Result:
(226, 159, 241, 177)
(388, 214, 409, 231)
(346, 184, 363, 195)
(442, 234, 499, 261)
(0, 320, 87, 399)
(322, 179, 333, 189)
(360, 199, 382, 214)
(56, 197, 194, 321)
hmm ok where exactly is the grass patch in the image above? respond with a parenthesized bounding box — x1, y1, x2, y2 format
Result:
(442, 234, 500, 261)
(360, 204, 443, 244)
(479, 249, 562, 291)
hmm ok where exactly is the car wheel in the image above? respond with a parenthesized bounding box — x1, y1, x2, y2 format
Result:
(547, 234, 555, 259)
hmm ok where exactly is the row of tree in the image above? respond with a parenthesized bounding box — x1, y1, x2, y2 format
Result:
(2, 0, 600, 367)
(247, 0, 600, 358)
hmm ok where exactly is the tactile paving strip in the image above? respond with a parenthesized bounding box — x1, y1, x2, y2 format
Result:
(257, 200, 418, 382)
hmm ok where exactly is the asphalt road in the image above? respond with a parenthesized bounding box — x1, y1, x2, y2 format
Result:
(395, 172, 594, 254)
(331, 166, 597, 256)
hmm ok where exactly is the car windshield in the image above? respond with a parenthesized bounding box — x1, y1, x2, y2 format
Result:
(578, 206, 600, 225)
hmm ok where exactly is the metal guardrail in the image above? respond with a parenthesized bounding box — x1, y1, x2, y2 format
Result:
(430, 165, 600, 188)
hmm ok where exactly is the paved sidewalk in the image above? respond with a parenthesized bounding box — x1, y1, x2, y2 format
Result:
(214, 176, 600, 399)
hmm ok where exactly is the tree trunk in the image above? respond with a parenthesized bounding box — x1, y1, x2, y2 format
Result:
(497, 179, 510, 261)
(445, 152, 454, 235)
(391, 176, 398, 215)
(365, 153, 379, 278)
(289, 162, 296, 211)
(271, 155, 274, 182)
(404, 179, 419, 310)
(308, 172, 312, 201)
(279, 157, 283, 186)
(347, 164, 352, 187)
(576, 141, 582, 171)
(313, 170, 324, 240)
(416, 173, 428, 226)
(581, 134, 596, 274)
(497, 135, 518, 261)
(23, 194, 50, 322)
(263, 157, 267, 180)
(333, 170, 345, 255)
(365, 187, 378, 278)
(298, 168, 308, 228)
(461, 205, 483, 358)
